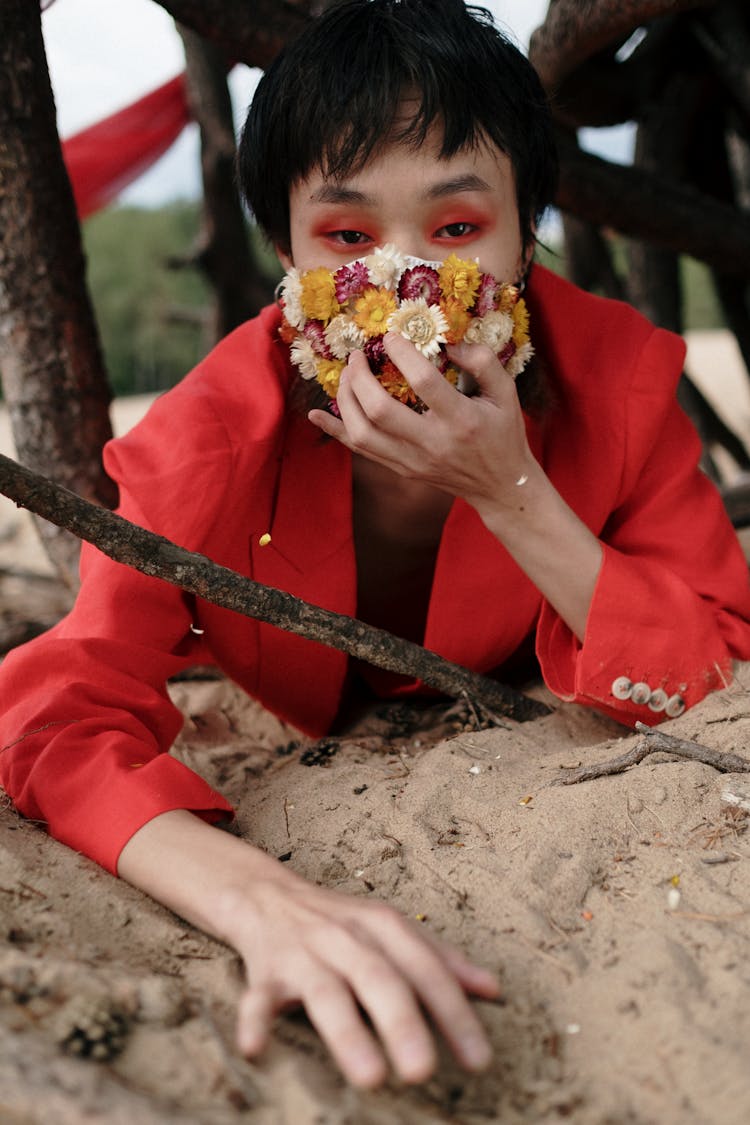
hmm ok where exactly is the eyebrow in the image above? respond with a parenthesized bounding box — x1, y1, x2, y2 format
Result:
(308, 173, 492, 207)
(425, 174, 492, 199)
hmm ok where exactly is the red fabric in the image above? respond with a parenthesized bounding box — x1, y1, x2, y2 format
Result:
(2, 267, 750, 873)
(62, 75, 191, 219)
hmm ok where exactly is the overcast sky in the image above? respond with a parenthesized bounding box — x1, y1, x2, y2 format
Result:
(41, 0, 629, 207)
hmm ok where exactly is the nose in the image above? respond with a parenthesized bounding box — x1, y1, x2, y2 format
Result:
(379, 225, 438, 264)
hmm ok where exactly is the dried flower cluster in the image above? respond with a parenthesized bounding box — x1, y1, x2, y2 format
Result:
(278, 245, 533, 410)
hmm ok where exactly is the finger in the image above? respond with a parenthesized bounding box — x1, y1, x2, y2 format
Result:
(419, 931, 501, 999)
(335, 360, 423, 468)
(345, 952, 438, 1084)
(236, 981, 282, 1057)
(356, 916, 494, 1073)
(301, 969, 388, 1089)
(382, 332, 459, 414)
(307, 408, 347, 440)
(446, 341, 516, 405)
(311, 920, 437, 1083)
(342, 350, 419, 441)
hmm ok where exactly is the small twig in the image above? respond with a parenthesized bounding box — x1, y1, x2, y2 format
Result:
(550, 722, 750, 786)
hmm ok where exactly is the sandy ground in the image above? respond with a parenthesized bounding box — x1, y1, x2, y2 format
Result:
(2, 332, 750, 1124)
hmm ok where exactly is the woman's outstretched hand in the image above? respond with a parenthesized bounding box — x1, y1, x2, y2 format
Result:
(118, 810, 499, 1089)
(222, 863, 499, 1088)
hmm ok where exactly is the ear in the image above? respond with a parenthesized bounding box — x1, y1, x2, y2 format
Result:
(275, 244, 294, 272)
(514, 229, 536, 288)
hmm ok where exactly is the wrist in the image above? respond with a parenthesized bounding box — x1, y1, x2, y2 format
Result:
(471, 456, 546, 530)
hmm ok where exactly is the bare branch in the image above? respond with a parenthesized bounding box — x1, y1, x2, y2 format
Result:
(529, 0, 718, 92)
(153, 0, 313, 69)
(550, 722, 750, 785)
(0, 454, 549, 723)
(555, 129, 750, 274)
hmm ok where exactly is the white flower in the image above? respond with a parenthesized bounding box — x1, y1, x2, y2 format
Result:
(324, 314, 367, 360)
(505, 341, 534, 378)
(279, 268, 305, 330)
(464, 310, 514, 352)
(387, 298, 448, 359)
(364, 243, 407, 289)
(289, 336, 318, 379)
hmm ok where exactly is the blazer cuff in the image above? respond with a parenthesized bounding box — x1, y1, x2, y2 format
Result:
(50, 753, 235, 875)
(536, 543, 732, 726)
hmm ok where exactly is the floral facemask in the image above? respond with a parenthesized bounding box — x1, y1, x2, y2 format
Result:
(277, 244, 533, 412)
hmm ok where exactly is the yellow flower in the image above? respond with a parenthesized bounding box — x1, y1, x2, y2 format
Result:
(438, 253, 481, 309)
(315, 357, 345, 398)
(512, 298, 530, 347)
(443, 365, 460, 388)
(498, 283, 519, 313)
(353, 286, 398, 338)
(300, 268, 339, 323)
(439, 298, 471, 344)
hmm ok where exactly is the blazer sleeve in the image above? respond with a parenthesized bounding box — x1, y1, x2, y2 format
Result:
(536, 327, 750, 726)
(0, 394, 240, 875)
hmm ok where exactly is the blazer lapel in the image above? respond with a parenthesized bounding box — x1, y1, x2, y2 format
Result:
(249, 412, 355, 731)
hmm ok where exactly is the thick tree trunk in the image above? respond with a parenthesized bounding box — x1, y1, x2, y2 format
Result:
(0, 1, 116, 587)
(176, 26, 274, 337)
(562, 214, 625, 301)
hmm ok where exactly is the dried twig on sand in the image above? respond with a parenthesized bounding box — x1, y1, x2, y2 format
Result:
(551, 722, 750, 786)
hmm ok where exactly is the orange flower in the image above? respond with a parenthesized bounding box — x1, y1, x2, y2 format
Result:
(438, 253, 481, 309)
(440, 298, 471, 344)
(278, 317, 297, 345)
(300, 268, 339, 323)
(354, 286, 398, 338)
(378, 360, 418, 405)
(315, 357, 345, 398)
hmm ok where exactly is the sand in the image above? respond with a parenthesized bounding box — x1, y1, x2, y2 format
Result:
(2, 335, 750, 1124)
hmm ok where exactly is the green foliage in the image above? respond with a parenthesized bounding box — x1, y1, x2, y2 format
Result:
(82, 203, 213, 397)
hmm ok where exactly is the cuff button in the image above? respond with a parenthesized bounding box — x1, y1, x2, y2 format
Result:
(647, 688, 668, 713)
(611, 676, 633, 701)
(665, 694, 686, 718)
(630, 681, 652, 706)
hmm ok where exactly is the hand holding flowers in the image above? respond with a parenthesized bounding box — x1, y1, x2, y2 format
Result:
(278, 244, 533, 411)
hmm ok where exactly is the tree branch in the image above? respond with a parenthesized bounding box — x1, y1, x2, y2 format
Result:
(0, 453, 549, 723)
(529, 0, 717, 92)
(153, 0, 313, 69)
(555, 129, 750, 274)
(550, 722, 750, 785)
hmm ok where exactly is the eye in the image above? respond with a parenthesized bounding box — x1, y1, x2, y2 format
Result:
(434, 221, 479, 239)
(329, 230, 371, 245)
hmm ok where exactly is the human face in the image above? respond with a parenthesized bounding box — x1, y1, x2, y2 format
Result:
(279, 128, 528, 284)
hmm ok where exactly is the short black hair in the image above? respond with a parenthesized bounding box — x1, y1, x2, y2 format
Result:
(237, 0, 558, 256)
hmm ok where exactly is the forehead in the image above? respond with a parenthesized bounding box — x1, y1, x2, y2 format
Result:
(296, 132, 516, 204)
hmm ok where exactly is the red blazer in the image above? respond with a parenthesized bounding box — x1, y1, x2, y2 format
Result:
(2, 266, 750, 873)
